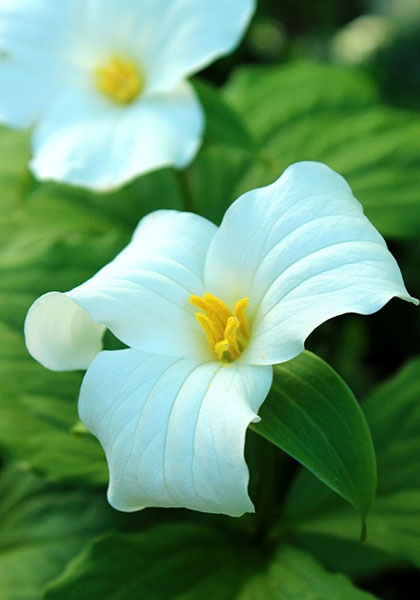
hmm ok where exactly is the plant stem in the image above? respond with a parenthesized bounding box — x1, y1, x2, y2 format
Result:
(176, 168, 195, 213)
(254, 436, 278, 539)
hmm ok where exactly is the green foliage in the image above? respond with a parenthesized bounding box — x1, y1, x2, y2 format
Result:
(0, 465, 119, 600)
(44, 524, 377, 600)
(194, 80, 254, 151)
(223, 61, 420, 239)
(184, 79, 255, 223)
(236, 544, 378, 599)
(252, 352, 377, 523)
(283, 357, 420, 572)
(0, 322, 107, 485)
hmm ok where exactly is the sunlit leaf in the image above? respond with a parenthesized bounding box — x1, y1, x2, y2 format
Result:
(223, 61, 420, 239)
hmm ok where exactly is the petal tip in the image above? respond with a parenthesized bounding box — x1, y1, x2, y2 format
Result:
(24, 291, 105, 371)
(107, 484, 146, 514)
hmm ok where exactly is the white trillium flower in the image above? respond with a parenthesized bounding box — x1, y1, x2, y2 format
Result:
(0, 0, 255, 191)
(24, 162, 418, 516)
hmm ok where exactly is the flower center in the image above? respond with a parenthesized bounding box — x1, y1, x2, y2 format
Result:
(95, 55, 144, 105)
(190, 292, 250, 362)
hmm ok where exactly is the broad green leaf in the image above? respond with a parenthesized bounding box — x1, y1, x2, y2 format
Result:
(251, 351, 377, 521)
(0, 465, 122, 600)
(224, 62, 379, 138)
(44, 524, 377, 600)
(283, 357, 420, 570)
(0, 322, 108, 486)
(237, 545, 377, 600)
(186, 143, 252, 224)
(185, 79, 254, 224)
(44, 524, 249, 600)
(223, 61, 420, 239)
(194, 79, 254, 151)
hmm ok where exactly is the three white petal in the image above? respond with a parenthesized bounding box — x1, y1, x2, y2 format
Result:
(0, 0, 256, 189)
(25, 162, 418, 515)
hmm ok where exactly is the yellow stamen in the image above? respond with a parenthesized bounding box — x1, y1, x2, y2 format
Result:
(96, 55, 144, 105)
(224, 316, 241, 357)
(190, 293, 250, 362)
(214, 339, 230, 360)
(204, 293, 233, 323)
(190, 295, 226, 336)
(235, 297, 250, 339)
(195, 313, 219, 350)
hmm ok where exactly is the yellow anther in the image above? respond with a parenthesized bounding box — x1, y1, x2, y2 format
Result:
(224, 316, 240, 357)
(195, 313, 219, 350)
(191, 293, 250, 362)
(214, 339, 230, 360)
(234, 297, 249, 339)
(190, 295, 226, 335)
(96, 55, 144, 105)
(204, 293, 233, 323)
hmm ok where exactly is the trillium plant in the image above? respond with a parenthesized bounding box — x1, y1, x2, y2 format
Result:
(2, 0, 420, 597)
(0, 0, 254, 190)
(25, 162, 417, 516)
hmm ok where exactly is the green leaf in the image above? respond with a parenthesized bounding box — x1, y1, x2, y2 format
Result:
(194, 79, 254, 151)
(0, 465, 120, 600)
(283, 356, 420, 571)
(185, 143, 252, 224)
(184, 79, 254, 224)
(44, 524, 377, 600)
(223, 61, 420, 239)
(224, 62, 379, 138)
(251, 351, 377, 521)
(0, 322, 108, 486)
(44, 524, 249, 600)
(237, 545, 377, 600)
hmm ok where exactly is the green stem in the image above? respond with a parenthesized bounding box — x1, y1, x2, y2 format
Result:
(254, 436, 278, 539)
(176, 168, 195, 213)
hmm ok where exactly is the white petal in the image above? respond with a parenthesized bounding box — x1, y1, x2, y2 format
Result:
(1, 0, 253, 130)
(0, 0, 82, 128)
(79, 349, 273, 516)
(83, 0, 255, 94)
(24, 292, 105, 371)
(205, 162, 418, 366)
(25, 211, 217, 369)
(30, 81, 204, 190)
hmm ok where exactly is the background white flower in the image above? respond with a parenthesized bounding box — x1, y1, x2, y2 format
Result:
(0, 0, 255, 190)
(24, 162, 418, 516)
